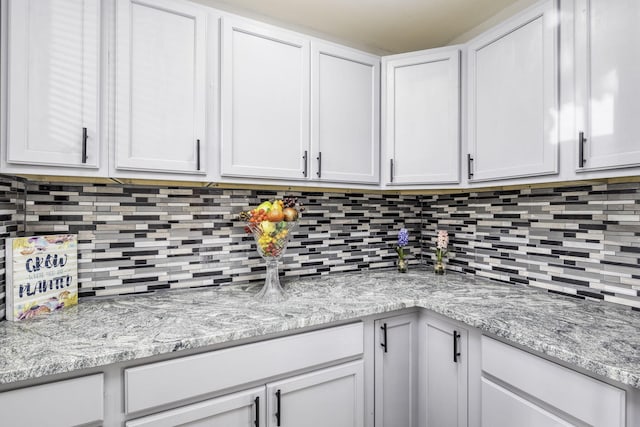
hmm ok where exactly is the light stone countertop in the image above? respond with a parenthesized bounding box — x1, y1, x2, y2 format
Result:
(0, 269, 639, 389)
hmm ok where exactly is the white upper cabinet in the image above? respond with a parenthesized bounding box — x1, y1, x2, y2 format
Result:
(384, 48, 460, 185)
(467, 0, 559, 182)
(311, 42, 380, 184)
(4, 0, 101, 169)
(114, 0, 207, 175)
(574, 0, 640, 171)
(220, 17, 310, 180)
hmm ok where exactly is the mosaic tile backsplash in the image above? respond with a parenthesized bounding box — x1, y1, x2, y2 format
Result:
(0, 177, 638, 320)
(0, 176, 26, 319)
(422, 183, 640, 310)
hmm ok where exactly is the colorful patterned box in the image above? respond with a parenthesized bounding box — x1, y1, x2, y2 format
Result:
(5, 235, 78, 321)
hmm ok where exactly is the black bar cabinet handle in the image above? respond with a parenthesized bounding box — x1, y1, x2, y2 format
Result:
(196, 139, 201, 171)
(82, 127, 88, 164)
(317, 152, 322, 178)
(578, 131, 586, 168)
(389, 159, 394, 183)
(467, 154, 473, 179)
(275, 389, 281, 426)
(254, 396, 260, 427)
(453, 330, 461, 363)
(380, 323, 388, 353)
(302, 151, 308, 177)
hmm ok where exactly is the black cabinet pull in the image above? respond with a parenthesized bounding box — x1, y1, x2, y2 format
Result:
(302, 151, 308, 177)
(275, 389, 281, 426)
(316, 152, 322, 178)
(196, 139, 201, 171)
(453, 330, 461, 363)
(578, 131, 587, 168)
(467, 154, 473, 180)
(82, 127, 88, 164)
(254, 396, 260, 427)
(380, 323, 388, 353)
(389, 159, 394, 183)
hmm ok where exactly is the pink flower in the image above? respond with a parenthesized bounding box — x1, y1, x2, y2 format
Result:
(437, 230, 448, 250)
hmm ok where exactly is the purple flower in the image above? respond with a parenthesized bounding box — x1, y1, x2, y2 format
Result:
(397, 228, 409, 247)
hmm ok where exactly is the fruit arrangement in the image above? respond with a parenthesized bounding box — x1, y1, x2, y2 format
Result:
(240, 197, 304, 257)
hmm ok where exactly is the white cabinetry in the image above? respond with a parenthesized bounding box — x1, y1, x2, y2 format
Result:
(220, 17, 309, 180)
(383, 48, 460, 185)
(0, 374, 104, 427)
(467, 0, 559, 182)
(374, 313, 418, 427)
(311, 42, 380, 184)
(2, 0, 102, 172)
(126, 387, 264, 427)
(482, 336, 625, 427)
(267, 361, 364, 427)
(422, 314, 468, 427)
(114, 0, 208, 176)
(574, 0, 640, 171)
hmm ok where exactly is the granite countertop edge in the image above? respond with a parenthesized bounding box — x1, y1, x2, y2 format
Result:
(0, 269, 639, 389)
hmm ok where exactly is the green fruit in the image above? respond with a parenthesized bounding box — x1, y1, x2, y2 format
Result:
(256, 201, 272, 213)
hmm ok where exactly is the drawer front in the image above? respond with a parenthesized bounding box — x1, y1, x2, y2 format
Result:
(482, 336, 625, 427)
(0, 374, 104, 427)
(125, 322, 364, 413)
(482, 377, 572, 427)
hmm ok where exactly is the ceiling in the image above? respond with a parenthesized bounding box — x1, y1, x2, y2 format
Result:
(194, 0, 527, 54)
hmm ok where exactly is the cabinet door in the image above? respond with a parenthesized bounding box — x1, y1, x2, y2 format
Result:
(5, 0, 100, 168)
(467, 0, 558, 182)
(266, 361, 364, 427)
(115, 0, 207, 174)
(374, 313, 418, 427)
(384, 49, 460, 185)
(575, 0, 640, 170)
(221, 17, 309, 180)
(424, 316, 467, 427)
(481, 378, 571, 427)
(126, 387, 264, 427)
(311, 42, 380, 184)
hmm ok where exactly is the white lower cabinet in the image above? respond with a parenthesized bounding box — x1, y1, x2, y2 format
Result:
(422, 313, 469, 427)
(124, 323, 364, 426)
(0, 374, 104, 427)
(374, 313, 418, 427)
(481, 336, 626, 427)
(481, 378, 572, 427)
(126, 386, 265, 427)
(127, 361, 364, 427)
(267, 361, 364, 427)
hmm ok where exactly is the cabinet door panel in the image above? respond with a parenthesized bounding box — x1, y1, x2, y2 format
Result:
(481, 378, 571, 427)
(467, 0, 558, 181)
(126, 387, 264, 427)
(385, 49, 460, 185)
(425, 317, 467, 427)
(575, 0, 640, 170)
(312, 43, 379, 184)
(6, 0, 100, 168)
(221, 18, 309, 180)
(115, 0, 206, 174)
(267, 361, 364, 427)
(374, 314, 418, 427)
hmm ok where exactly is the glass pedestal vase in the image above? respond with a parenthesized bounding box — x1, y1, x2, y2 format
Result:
(248, 220, 297, 303)
(434, 260, 446, 275)
(254, 259, 287, 303)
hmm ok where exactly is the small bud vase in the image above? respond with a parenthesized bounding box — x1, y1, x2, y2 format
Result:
(397, 258, 408, 273)
(434, 260, 446, 275)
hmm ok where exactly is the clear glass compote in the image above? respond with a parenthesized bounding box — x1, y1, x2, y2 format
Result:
(247, 220, 298, 303)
